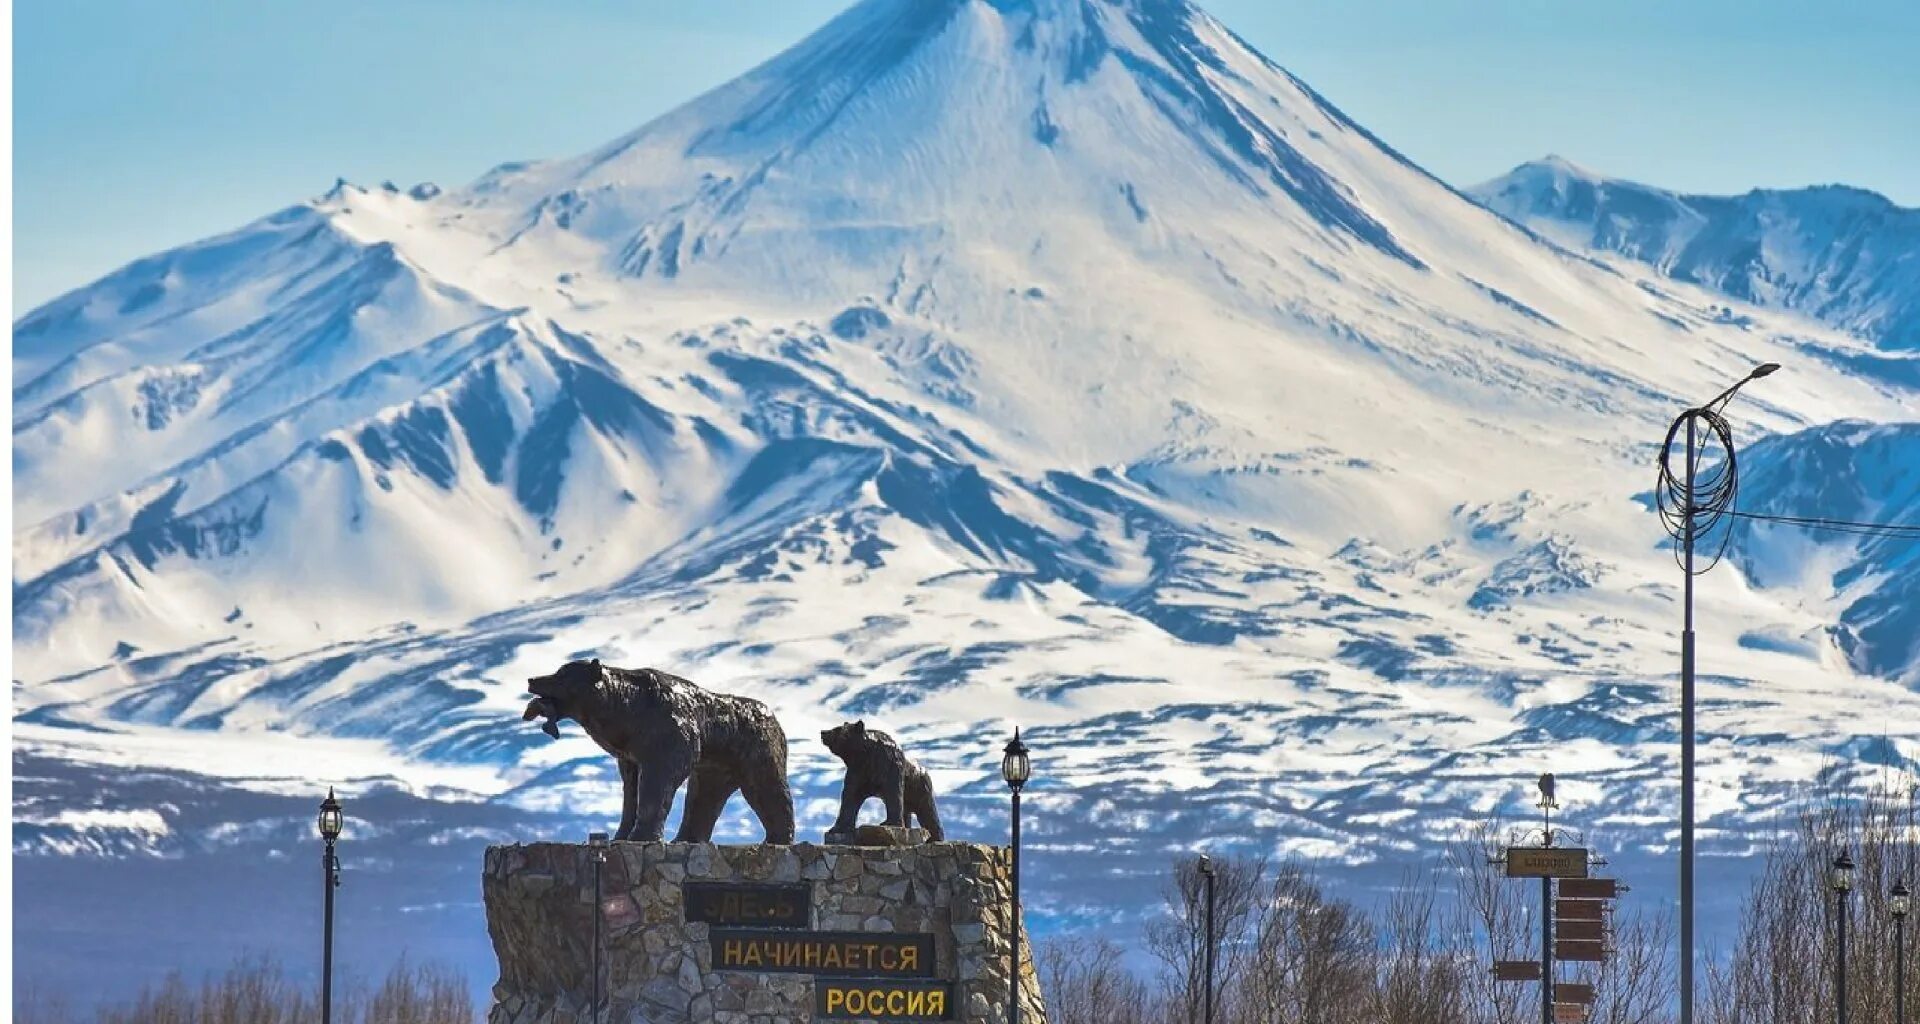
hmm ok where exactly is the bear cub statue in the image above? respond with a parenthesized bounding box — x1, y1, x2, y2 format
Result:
(820, 720, 944, 842)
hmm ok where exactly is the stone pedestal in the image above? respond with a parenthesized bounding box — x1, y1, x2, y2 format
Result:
(483, 842, 1046, 1024)
(824, 825, 929, 847)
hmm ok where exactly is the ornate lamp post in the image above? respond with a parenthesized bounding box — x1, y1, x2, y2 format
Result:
(1199, 854, 1217, 1024)
(317, 788, 345, 1024)
(1656, 361, 1778, 1024)
(1895, 881, 1911, 1024)
(1833, 850, 1855, 1024)
(590, 831, 609, 1024)
(1002, 729, 1032, 1024)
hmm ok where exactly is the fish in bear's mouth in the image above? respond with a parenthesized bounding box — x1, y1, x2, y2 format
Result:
(522, 696, 563, 739)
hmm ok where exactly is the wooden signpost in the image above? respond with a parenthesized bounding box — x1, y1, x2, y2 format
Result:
(1556, 898, 1606, 921)
(1506, 847, 1591, 879)
(1494, 960, 1544, 981)
(1489, 778, 1625, 1023)
(1556, 939, 1607, 963)
(1559, 878, 1619, 900)
(1557, 919, 1605, 942)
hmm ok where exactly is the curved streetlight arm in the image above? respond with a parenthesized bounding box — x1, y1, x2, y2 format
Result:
(1700, 363, 1781, 415)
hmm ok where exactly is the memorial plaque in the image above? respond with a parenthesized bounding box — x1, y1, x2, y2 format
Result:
(685, 881, 811, 929)
(1557, 898, 1606, 921)
(1559, 878, 1619, 900)
(1558, 919, 1605, 942)
(710, 929, 935, 977)
(1556, 983, 1596, 1005)
(816, 979, 955, 1020)
(1506, 847, 1590, 878)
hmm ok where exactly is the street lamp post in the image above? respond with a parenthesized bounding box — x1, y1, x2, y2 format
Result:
(590, 831, 608, 1024)
(317, 788, 344, 1024)
(1199, 854, 1217, 1024)
(1833, 851, 1855, 1024)
(1002, 730, 1032, 1024)
(1657, 362, 1779, 1024)
(1895, 881, 1911, 1024)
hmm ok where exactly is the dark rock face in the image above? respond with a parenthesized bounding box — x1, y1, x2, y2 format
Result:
(821, 720, 945, 841)
(483, 841, 1047, 1023)
(524, 660, 795, 843)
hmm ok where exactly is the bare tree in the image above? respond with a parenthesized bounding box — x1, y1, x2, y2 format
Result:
(1374, 864, 1471, 1024)
(1447, 819, 1533, 1024)
(1705, 774, 1920, 1024)
(1237, 861, 1376, 1024)
(1039, 934, 1160, 1024)
(1146, 853, 1266, 1023)
(1577, 903, 1675, 1024)
(14, 979, 76, 1024)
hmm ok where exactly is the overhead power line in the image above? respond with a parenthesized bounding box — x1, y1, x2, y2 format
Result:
(1725, 509, 1920, 540)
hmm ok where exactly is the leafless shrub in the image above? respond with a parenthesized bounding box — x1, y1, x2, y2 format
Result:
(365, 957, 473, 1024)
(1038, 933, 1160, 1024)
(20, 953, 473, 1024)
(1374, 865, 1471, 1024)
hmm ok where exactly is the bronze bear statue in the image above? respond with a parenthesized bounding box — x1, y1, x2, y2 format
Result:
(821, 720, 944, 841)
(524, 659, 795, 844)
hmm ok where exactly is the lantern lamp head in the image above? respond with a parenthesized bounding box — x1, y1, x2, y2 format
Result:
(318, 788, 344, 843)
(1198, 854, 1214, 877)
(1001, 729, 1031, 791)
(1831, 850, 1855, 893)
(1894, 881, 1912, 919)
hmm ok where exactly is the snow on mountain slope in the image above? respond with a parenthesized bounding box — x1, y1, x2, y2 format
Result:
(13, 0, 1920, 981)
(1732, 421, 1920, 686)
(1472, 156, 1920, 351)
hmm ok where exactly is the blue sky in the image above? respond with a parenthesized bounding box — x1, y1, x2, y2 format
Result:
(14, 0, 1919, 311)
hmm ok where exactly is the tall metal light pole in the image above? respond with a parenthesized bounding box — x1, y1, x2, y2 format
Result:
(1833, 851, 1855, 1024)
(1199, 854, 1217, 1024)
(1656, 361, 1779, 1024)
(590, 831, 608, 1024)
(1894, 881, 1911, 1024)
(1002, 730, 1032, 1024)
(317, 788, 344, 1024)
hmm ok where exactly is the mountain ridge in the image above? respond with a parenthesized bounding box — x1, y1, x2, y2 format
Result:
(1472, 156, 1920, 349)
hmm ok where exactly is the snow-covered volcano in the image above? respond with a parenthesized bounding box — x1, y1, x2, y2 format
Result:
(13, 0, 1920, 998)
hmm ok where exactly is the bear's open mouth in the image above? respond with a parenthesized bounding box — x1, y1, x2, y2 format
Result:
(523, 696, 563, 738)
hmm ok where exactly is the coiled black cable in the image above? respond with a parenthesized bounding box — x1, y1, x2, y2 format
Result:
(1655, 406, 1740, 573)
